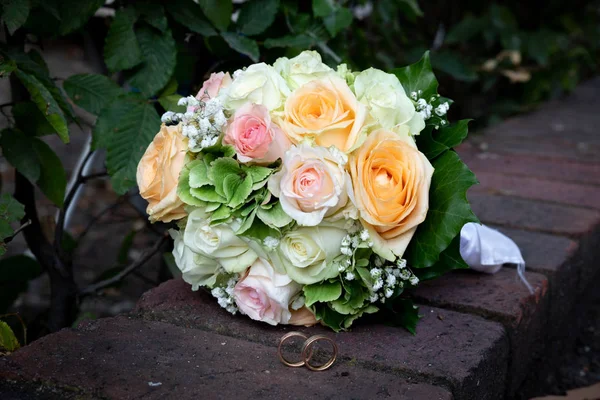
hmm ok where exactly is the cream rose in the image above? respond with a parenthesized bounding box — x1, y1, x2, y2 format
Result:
(274, 226, 347, 284)
(224, 63, 291, 111)
(354, 68, 425, 135)
(233, 258, 301, 325)
(279, 76, 367, 153)
(184, 208, 258, 273)
(273, 50, 336, 90)
(349, 129, 434, 260)
(268, 144, 352, 226)
(223, 102, 291, 164)
(136, 124, 187, 223)
(171, 230, 220, 290)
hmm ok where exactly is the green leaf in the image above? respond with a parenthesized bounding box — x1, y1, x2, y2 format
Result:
(191, 185, 225, 203)
(210, 157, 242, 196)
(127, 26, 177, 96)
(189, 159, 211, 188)
(237, 0, 279, 36)
(14, 70, 69, 143)
(381, 298, 420, 334)
(313, 304, 346, 331)
(413, 234, 468, 281)
(102, 95, 161, 194)
(158, 94, 186, 113)
(0, 321, 20, 352)
(397, 0, 423, 18)
(0, 128, 41, 182)
(197, 0, 232, 31)
(178, 161, 207, 207)
(405, 151, 478, 268)
(227, 176, 253, 209)
(263, 34, 315, 49)
(166, 0, 216, 36)
(210, 204, 232, 222)
(221, 32, 259, 63)
(303, 281, 342, 307)
(257, 202, 292, 228)
(135, 2, 168, 32)
(63, 74, 123, 115)
(0, 194, 25, 250)
(2, 0, 31, 35)
(58, 0, 105, 35)
(416, 119, 471, 160)
(243, 165, 272, 184)
(445, 15, 485, 44)
(392, 51, 438, 101)
(312, 0, 335, 17)
(12, 102, 56, 136)
(323, 7, 352, 37)
(31, 138, 67, 206)
(104, 8, 143, 72)
(0, 56, 16, 78)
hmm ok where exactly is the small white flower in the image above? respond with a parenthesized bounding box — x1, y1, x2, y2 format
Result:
(213, 110, 227, 128)
(370, 293, 379, 303)
(396, 259, 407, 269)
(370, 268, 382, 278)
(177, 97, 188, 106)
(386, 274, 397, 287)
(186, 96, 200, 107)
(345, 272, 355, 281)
(161, 111, 175, 123)
(374, 257, 383, 267)
(263, 236, 280, 251)
(410, 91, 418, 100)
(373, 278, 383, 291)
(409, 275, 420, 286)
(384, 288, 394, 298)
(400, 269, 411, 280)
(359, 229, 370, 242)
(341, 235, 351, 247)
(435, 102, 450, 117)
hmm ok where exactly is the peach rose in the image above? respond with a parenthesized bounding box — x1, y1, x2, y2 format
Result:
(233, 258, 301, 325)
(136, 124, 188, 223)
(268, 144, 352, 226)
(289, 306, 318, 326)
(349, 129, 434, 260)
(279, 76, 367, 153)
(223, 103, 291, 164)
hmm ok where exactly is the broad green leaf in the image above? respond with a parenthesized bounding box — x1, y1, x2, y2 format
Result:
(312, 0, 335, 17)
(63, 74, 123, 115)
(158, 94, 186, 113)
(178, 161, 207, 207)
(413, 234, 468, 281)
(103, 96, 161, 194)
(127, 26, 177, 96)
(14, 70, 69, 143)
(189, 159, 211, 188)
(2, 0, 31, 35)
(0, 194, 25, 241)
(0, 128, 41, 182)
(237, 0, 279, 36)
(92, 97, 132, 149)
(392, 51, 438, 101)
(210, 157, 242, 197)
(243, 165, 272, 184)
(312, 305, 346, 331)
(0, 321, 20, 352)
(416, 119, 471, 160)
(405, 151, 478, 268)
(221, 32, 259, 62)
(264, 34, 315, 49)
(227, 176, 253, 209)
(135, 2, 168, 32)
(58, 0, 105, 35)
(191, 185, 225, 203)
(12, 102, 55, 136)
(197, 0, 232, 31)
(166, 0, 216, 36)
(210, 204, 232, 222)
(323, 7, 352, 37)
(304, 281, 342, 307)
(238, 217, 279, 241)
(381, 298, 420, 335)
(0, 57, 16, 78)
(104, 8, 143, 72)
(32, 138, 67, 206)
(257, 202, 292, 228)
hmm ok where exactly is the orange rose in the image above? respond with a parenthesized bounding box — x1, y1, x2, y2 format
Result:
(279, 76, 367, 153)
(349, 129, 434, 260)
(136, 124, 188, 223)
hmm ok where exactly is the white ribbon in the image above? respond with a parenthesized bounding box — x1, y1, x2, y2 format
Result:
(460, 223, 534, 293)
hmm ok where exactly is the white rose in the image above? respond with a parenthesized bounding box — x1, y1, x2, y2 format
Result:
(224, 63, 291, 111)
(268, 144, 353, 226)
(233, 258, 301, 325)
(354, 68, 425, 135)
(184, 208, 258, 273)
(274, 226, 347, 285)
(171, 230, 220, 290)
(274, 51, 336, 90)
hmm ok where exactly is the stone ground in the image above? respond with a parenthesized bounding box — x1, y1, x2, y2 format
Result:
(1, 42, 600, 399)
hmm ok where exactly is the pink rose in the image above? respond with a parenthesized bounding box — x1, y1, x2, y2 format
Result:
(223, 103, 291, 164)
(233, 258, 301, 326)
(197, 72, 232, 101)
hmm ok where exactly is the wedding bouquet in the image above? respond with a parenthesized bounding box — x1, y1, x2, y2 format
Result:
(136, 51, 477, 332)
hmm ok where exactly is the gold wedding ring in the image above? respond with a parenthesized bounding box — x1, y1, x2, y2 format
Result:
(301, 334, 338, 371)
(278, 332, 310, 367)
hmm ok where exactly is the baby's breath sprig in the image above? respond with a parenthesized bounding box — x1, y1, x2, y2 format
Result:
(211, 276, 239, 315)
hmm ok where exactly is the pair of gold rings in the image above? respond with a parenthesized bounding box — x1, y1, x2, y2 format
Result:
(278, 331, 338, 371)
